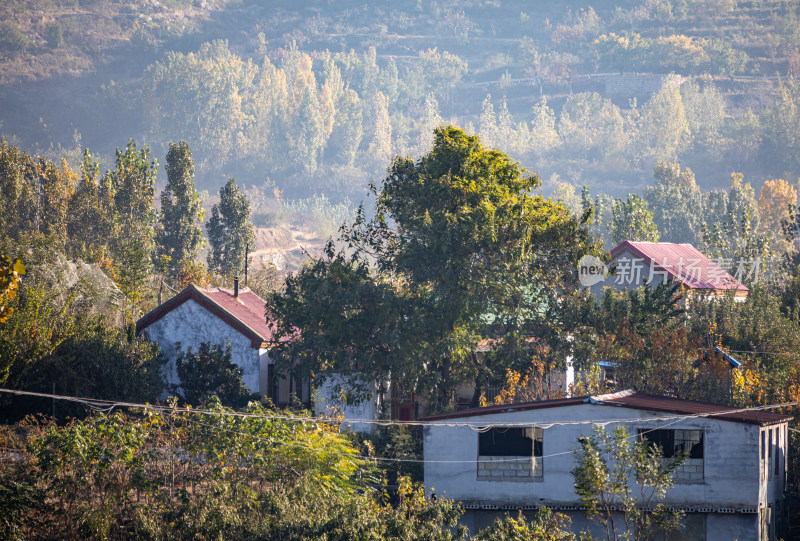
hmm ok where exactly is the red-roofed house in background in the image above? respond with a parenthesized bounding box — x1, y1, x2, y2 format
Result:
(136, 279, 309, 405)
(589, 241, 749, 301)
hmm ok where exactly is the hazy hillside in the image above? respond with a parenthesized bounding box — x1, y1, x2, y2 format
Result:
(2, 0, 800, 209)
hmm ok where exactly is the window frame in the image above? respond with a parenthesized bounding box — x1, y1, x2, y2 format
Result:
(478, 426, 543, 457)
(638, 428, 704, 459)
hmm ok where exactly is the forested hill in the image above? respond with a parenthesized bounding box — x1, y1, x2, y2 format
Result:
(2, 0, 800, 205)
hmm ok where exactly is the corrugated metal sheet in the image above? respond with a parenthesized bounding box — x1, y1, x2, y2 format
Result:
(200, 287, 274, 342)
(423, 390, 790, 426)
(610, 241, 748, 292)
(136, 284, 274, 345)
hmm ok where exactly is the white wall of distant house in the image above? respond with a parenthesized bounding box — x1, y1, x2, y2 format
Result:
(424, 403, 786, 541)
(314, 373, 380, 434)
(142, 298, 262, 393)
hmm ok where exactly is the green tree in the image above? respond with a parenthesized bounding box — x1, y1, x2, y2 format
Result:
(66, 150, 115, 261)
(528, 97, 560, 158)
(367, 91, 393, 167)
(173, 342, 255, 408)
(142, 40, 257, 170)
(416, 48, 468, 103)
(581, 187, 615, 249)
(107, 141, 158, 305)
(26, 319, 164, 420)
(268, 127, 595, 411)
(330, 88, 363, 167)
(416, 93, 442, 155)
(682, 80, 726, 156)
(206, 178, 256, 276)
(0, 139, 76, 247)
(156, 142, 205, 280)
(638, 77, 688, 163)
(609, 194, 660, 245)
(573, 425, 686, 541)
(552, 182, 582, 217)
(644, 162, 704, 244)
(473, 508, 576, 540)
(283, 51, 327, 173)
(0, 400, 473, 540)
(0, 265, 162, 421)
(767, 79, 800, 171)
(0, 256, 24, 324)
(479, 94, 499, 148)
(700, 173, 770, 277)
(557, 92, 625, 162)
(582, 282, 733, 401)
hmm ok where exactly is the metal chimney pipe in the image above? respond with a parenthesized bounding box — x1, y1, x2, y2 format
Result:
(234, 275, 239, 298)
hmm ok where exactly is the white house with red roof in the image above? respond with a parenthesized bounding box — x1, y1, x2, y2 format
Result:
(588, 241, 749, 301)
(424, 390, 789, 540)
(136, 280, 308, 405)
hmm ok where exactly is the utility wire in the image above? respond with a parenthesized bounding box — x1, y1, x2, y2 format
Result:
(0, 387, 793, 466)
(0, 387, 794, 429)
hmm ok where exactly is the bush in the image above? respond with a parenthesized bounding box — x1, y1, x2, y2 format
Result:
(173, 341, 257, 408)
(45, 23, 64, 49)
(0, 23, 31, 53)
(0, 404, 468, 540)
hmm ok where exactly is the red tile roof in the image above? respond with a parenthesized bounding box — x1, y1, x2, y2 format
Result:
(422, 390, 790, 426)
(136, 284, 274, 347)
(610, 241, 748, 292)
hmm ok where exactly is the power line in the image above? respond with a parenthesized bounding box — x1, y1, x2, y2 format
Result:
(0, 387, 795, 429)
(0, 387, 795, 466)
(725, 349, 800, 356)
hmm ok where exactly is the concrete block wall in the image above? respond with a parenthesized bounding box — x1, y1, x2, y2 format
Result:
(477, 456, 543, 481)
(674, 458, 705, 483)
(424, 404, 766, 508)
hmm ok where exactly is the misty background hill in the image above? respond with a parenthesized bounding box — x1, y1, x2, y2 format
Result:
(2, 0, 800, 229)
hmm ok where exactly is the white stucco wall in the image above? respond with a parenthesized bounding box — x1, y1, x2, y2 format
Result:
(424, 403, 785, 541)
(142, 299, 262, 394)
(759, 424, 787, 508)
(314, 373, 380, 434)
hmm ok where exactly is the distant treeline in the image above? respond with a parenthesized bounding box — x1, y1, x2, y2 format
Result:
(132, 39, 800, 201)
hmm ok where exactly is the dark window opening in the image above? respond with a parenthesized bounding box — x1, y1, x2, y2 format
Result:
(769, 429, 773, 476)
(639, 429, 703, 459)
(479, 427, 543, 457)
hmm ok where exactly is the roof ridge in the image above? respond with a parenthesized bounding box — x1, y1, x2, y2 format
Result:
(136, 284, 272, 344)
(590, 389, 635, 401)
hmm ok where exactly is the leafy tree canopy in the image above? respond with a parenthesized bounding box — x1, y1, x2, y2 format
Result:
(173, 341, 256, 409)
(156, 141, 205, 281)
(268, 126, 596, 411)
(207, 178, 256, 277)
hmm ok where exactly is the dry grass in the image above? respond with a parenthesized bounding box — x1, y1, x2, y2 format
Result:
(0, 0, 226, 84)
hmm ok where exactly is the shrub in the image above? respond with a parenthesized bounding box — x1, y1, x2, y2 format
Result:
(0, 23, 31, 53)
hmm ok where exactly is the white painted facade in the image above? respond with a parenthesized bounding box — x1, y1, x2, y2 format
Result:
(424, 397, 787, 540)
(141, 298, 266, 395)
(314, 373, 382, 434)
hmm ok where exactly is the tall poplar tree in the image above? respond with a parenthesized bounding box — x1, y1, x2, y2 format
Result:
(206, 178, 255, 277)
(156, 141, 205, 280)
(610, 194, 660, 245)
(67, 150, 115, 261)
(108, 141, 158, 305)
